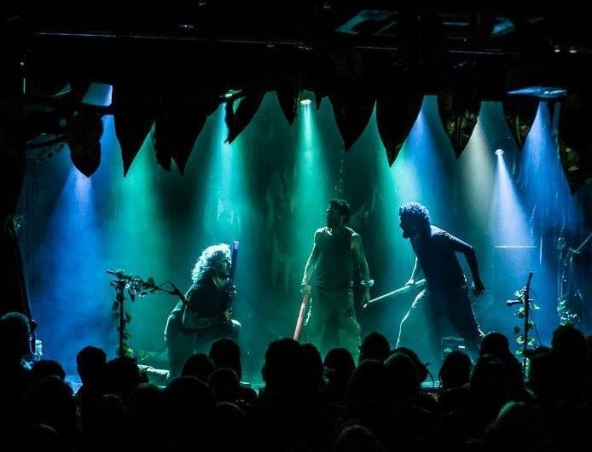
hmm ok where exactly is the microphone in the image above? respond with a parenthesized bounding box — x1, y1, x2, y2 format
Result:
(106, 269, 137, 280)
(107, 269, 160, 296)
(506, 298, 534, 306)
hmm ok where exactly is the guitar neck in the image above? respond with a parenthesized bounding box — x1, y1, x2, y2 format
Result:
(228, 241, 239, 283)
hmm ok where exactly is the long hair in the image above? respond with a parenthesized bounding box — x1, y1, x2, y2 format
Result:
(191, 243, 231, 283)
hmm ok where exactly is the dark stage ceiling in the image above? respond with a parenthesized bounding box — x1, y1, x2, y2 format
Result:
(5, 1, 592, 93)
(2, 1, 592, 187)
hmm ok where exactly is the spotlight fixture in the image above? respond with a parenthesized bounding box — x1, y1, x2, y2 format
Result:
(80, 83, 113, 108)
(300, 98, 312, 106)
(223, 89, 242, 100)
(66, 109, 104, 177)
(495, 148, 504, 156)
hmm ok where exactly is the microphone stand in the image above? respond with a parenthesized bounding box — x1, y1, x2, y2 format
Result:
(110, 277, 129, 358)
(521, 271, 534, 370)
(107, 270, 186, 358)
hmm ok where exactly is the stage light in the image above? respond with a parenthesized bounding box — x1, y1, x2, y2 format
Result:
(504, 88, 563, 150)
(22, 81, 111, 172)
(66, 109, 103, 177)
(80, 83, 112, 108)
(223, 89, 242, 99)
(495, 148, 504, 156)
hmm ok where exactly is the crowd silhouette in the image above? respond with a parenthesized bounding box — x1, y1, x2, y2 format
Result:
(2, 309, 592, 452)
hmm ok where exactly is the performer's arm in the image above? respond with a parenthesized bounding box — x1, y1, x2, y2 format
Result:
(352, 233, 371, 282)
(181, 287, 211, 329)
(453, 236, 485, 296)
(406, 257, 422, 285)
(352, 233, 372, 304)
(301, 230, 320, 293)
(223, 281, 236, 317)
(464, 247, 485, 296)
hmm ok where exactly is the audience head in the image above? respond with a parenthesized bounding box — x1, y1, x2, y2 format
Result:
(31, 359, 66, 381)
(359, 331, 390, 363)
(483, 400, 552, 451)
(551, 324, 589, 374)
(181, 352, 216, 382)
(385, 351, 421, 401)
(127, 381, 165, 419)
(209, 338, 242, 379)
(100, 356, 144, 397)
(324, 347, 356, 382)
(76, 345, 107, 385)
(439, 350, 473, 389)
(390, 346, 430, 383)
(126, 382, 167, 450)
(163, 375, 216, 427)
(334, 423, 386, 452)
(302, 342, 325, 391)
(346, 359, 393, 417)
(0, 311, 33, 360)
(213, 400, 246, 446)
(261, 338, 306, 392)
(479, 331, 511, 357)
(208, 367, 240, 402)
(470, 354, 510, 410)
(525, 346, 558, 399)
(14, 422, 65, 452)
(22, 375, 78, 440)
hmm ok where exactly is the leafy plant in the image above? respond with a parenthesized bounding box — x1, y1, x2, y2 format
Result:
(110, 276, 154, 359)
(557, 295, 580, 326)
(511, 287, 539, 356)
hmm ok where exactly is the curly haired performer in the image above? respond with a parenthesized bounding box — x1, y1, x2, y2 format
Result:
(397, 202, 485, 368)
(164, 243, 240, 379)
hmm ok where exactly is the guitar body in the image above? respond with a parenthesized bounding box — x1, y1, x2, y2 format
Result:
(181, 306, 211, 330)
